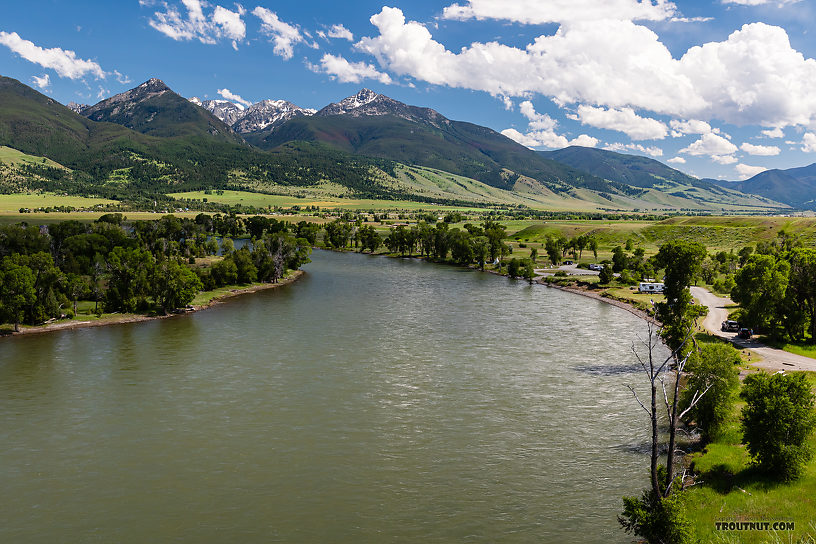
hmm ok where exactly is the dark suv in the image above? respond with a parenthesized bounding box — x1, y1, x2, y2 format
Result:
(737, 328, 753, 339)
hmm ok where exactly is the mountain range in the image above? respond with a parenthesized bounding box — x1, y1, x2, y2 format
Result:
(0, 74, 807, 211)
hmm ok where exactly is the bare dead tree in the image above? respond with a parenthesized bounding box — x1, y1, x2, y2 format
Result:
(626, 320, 711, 498)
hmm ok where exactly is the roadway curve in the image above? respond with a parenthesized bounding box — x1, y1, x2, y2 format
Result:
(690, 286, 816, 372)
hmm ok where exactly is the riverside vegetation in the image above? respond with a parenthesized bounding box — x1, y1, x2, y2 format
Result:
(0, 213, 311, 332)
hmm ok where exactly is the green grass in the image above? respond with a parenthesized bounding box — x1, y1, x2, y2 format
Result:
(762, 338, 816, 361)
(0, 145, 67, 169)
(684, 374, 816, 543)
(169, 189, 490, 211)
(0, 193, 116, 213)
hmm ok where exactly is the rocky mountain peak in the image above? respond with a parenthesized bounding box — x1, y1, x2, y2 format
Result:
(317, 88, 382, 116)
(66, 101, 88, 114)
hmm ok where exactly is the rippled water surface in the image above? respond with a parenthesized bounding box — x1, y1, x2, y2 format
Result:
(0, 250, 665, 543)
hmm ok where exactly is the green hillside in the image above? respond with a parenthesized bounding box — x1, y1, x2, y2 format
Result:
(246, 113, 623, 195)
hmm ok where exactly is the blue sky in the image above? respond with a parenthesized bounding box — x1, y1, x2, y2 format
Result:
(2, 0, 816, 181)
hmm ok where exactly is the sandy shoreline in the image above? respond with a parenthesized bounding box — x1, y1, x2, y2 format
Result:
(1, 270, 304, 339)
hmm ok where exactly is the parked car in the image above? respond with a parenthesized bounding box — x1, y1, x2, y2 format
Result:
(589, 263, 604, 271)
(721, 320, 740, 332)
(737, 328, 753, 339)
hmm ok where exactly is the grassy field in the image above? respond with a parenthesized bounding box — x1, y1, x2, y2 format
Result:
(0, 193, 116, 213)
(168, 189, 493, 211)
(684, 373, 816, 543)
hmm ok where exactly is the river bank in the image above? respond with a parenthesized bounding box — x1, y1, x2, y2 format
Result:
(0, 270, 304, 339)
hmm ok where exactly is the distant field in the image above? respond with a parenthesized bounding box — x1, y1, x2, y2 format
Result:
(509, 216, 816, 254)
(168, 189, 489, 211)
(0, 193, 116, 213)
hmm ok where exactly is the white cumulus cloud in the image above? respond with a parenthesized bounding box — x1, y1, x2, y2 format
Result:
(505, 101, 595, 149)
(252, 7, 304, 60)
(570, 134, 599, 147)
(680, 133, 738, 157)
(217, 88, 251, 107)
(761, 127, 785, 138)
(605, 142, 664, 157)
(146, 1, 246, 48)
(575, 105, 667, 140)
(501, 128, 552, 148)
(317, 54, 392, 84)
(735, 163, 767, 180)
(328, 24, 354, 41)
(667, 156, 686, 164)
(355, 9, 816, 133)
(442, 0, 678, 24)
(803, 133, 816, 153)
(740, 142, 780, 156)
(31, 73, 50, 89)
(519, 101, 557, 131)
(0, 31, 106, 79)
(670, 119, 717, 137)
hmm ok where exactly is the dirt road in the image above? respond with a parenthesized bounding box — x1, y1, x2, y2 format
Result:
(690, 286, 816, 372)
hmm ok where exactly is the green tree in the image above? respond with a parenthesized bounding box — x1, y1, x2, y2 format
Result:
(0, 259, 36, 331)
(482, 220, 506, 263)
(522, 258, 536, 283)
(210, 258, 238, 286)
(731, 254, 789, 335)
(652, 241, 707, 353)
(448, 229, 473, 265)
(598, 265, 614, 284)
(230, 248, 257, 284)
(105, 246, 155, 313)
(324, 220, 353, 249)
(612, 246, 627, 273)
(151, 260, 203, 313)
(788, 248, 816, 343)
(741, 372, 816, 481)
(507, 257, 521, 278)
(545, 236, 562, 266)
(679, 343, 740, 442)
(472, 236, 489, 271)
(64, 273, 87, 316)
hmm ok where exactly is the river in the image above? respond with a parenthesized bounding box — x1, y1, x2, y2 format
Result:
(0, 249, 665, 543)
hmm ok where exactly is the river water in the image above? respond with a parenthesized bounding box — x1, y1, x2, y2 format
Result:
(0, 250, 664, 543)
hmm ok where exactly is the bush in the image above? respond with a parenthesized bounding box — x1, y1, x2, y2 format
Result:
(741, 372, 816, 481)
(618, 269, 638, 286)
(680, 343, 740, 442)
(554, 270, 568, 277)
(620, 488, 693, 544)
(65, 310, 74, 319)
(599, 265, 614, 284)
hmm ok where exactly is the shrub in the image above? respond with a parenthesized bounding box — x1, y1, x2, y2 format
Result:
(741, 372, 816, 481)
(680, 343, 740, 442)
(599, 265, 614, 284)
(620, 488, 693, 544)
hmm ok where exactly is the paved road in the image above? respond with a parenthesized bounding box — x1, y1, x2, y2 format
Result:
(690, 286, 816, 372)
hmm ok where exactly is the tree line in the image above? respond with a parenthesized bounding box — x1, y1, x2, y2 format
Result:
(0, 214, 311, 331)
